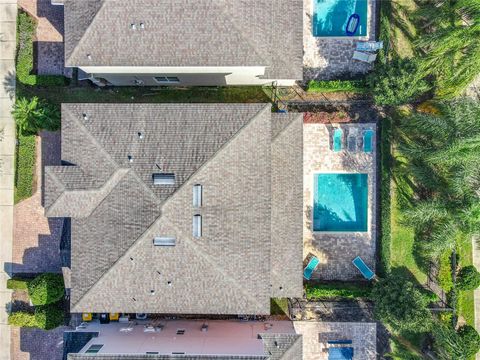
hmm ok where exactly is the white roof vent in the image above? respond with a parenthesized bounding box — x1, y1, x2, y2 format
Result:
(153, 173, 175, 185)
(130, 23, 137, 30)
(193, 214, 202, 238)
(153, 237, 176, 246)
(193, 184, 202, 208)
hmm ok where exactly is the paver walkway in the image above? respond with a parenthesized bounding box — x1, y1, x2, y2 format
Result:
(0, 1, 17, 359)
(13, 131, 63, 274)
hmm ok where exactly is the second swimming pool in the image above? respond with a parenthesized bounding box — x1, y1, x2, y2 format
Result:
(313, 173, 368, 232)
(312, 0, 368, 37)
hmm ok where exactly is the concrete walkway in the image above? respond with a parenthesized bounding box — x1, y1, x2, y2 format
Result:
(0, 1, 17, 359)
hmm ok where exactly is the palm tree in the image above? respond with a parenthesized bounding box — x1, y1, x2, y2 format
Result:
(415, 0, 480, 98)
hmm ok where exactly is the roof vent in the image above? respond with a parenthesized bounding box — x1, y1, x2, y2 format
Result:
(193, 214, 202, 238)
(138, 132, 144, 139)
(82, 113, 88, 121)
(139, 22, 145, 30)
(167, 281, 172, 286)
(153, 237, 176, 246)
(153, 173, 175, 185)
(128, 155, 133, 163)
(193, 184, 202, 208)
(130, 23, 137, 30)
(176, 329, 185, 335)
(86, 54, 92, 60)
(150, 290, 155, 295)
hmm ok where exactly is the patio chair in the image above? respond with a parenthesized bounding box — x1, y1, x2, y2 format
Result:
(352, 51, 377, 63)
(356, 41, 383, 52)
(332, 128, 343, 152)
(347, 128, 358, 152)
(363, 129, 374, 153)
(352, 256, 375, 280)
(304, 256, 320, 280)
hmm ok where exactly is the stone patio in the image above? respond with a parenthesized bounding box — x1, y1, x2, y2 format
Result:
(11, 326, 67, 360)
(303, 0, 377, 80)
(18, 0, 65, 76)
(303, 123, 377, 280)
(294, 321, 377, 360)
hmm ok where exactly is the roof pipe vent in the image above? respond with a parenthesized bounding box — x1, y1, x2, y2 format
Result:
(130, 23, 137, 30)
(82, 113, 88, 121)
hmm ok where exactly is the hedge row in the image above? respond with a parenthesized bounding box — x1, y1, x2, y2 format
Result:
(6, 278, 31, 290)
(8, 304, 64, 330)
(306, 80, 367, 94)
(305, 282, 372, 300)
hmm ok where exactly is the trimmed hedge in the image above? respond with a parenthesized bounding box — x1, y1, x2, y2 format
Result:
(27, 273, 65, 306)
(438, 250, 454, 292)
(34, 304, 65, 330)
(6, 278, 31, 290)
(8, 312, 37, 328)
(457, 265, 480, 291)
(306, 80, 367, 93)
(305, 282, 372, 300)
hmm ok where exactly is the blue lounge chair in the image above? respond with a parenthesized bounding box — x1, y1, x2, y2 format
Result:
(329, 347, 354, 360)
(363, 129, 374, 153)
(304, 256, 320, 280)
(356, 41, 383, 52)
(333, 128, 343, 152)
(352, 256, 375, 280)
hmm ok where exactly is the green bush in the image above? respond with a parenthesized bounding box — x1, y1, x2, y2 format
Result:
(457, 265, 480, 291)
(305, 282, 372, 300)
(379, 117, 392, 276)
(458, 325, 480, 357)
(14, 132, 36, 204)
(372, 274, 432, 332)
(8, 312, 37, 328)
(16, 11, 66, 86)
(366, 58, 430, 106)
(34, 304, 64, 330)
(12, 97, 60, 136)
(438, 250, 453, 292)
(7, 278, 31, 290)
(306, 80, 367, 93)
(27, 273, 65, 306)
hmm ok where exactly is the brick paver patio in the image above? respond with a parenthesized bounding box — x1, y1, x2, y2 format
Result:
(11, 326, 67, 360)
(18, 0, 65, 75)
(12, 131, 63, 274)
(303, 0, 377, 80)
(303, 123, 377, 280)
(294, 321, 377, 359)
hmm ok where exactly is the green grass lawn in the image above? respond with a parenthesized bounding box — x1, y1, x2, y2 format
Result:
(14, 132, 36, 204)
(457, 233, 475, 327)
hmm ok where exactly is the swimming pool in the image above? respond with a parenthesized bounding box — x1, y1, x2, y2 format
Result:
(313, 173, 368, 232)
(312, 0, 368, 37)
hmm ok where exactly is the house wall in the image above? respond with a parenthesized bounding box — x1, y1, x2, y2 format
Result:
(77, 66, 297, 86)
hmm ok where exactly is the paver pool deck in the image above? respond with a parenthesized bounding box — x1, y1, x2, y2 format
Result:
(303, 123, 377, 280)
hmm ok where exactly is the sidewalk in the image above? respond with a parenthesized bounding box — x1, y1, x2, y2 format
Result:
(0, 1, 17, 360)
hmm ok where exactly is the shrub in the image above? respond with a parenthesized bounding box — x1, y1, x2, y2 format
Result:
(27, 273, 65, 306)
(12, 97, 60, 136)
(438, 250, 453, 292)
(305, 282, 372, 300)
(14, 132, 36, 203)
(379, 117, 392, 276)
(458, 325, 480, 357)
(372, 274, 432, 332)
(457, 265, 480, 291)
(366, 58, 430, 106)
(306, 80, 367, 93)
(6, 278, 31, 290)
(34, 304, 64, 330)
(8, 312, 37, 328)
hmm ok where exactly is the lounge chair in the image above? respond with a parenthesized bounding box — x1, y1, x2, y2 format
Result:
(352, 256, 375, 280)
(363, 129, 374, 153)
(332, 128, 343, 152)
(347, 128, 358, 152)
(356, 41, 383, 52)
(304, 256, 320, 280)
(352, 51, 377, 63)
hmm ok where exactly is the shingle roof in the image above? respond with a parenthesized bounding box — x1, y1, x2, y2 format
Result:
(63, 0, 303, 80)
(45, 104, 303, 314)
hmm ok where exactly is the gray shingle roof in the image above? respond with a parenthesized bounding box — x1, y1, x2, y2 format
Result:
(63, 0, 303, 80)
(45, 104, 303, 314)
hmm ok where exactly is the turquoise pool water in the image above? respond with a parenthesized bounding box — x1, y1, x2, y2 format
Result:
(313, 173, 368, 232)
(313, 0, 368, 37)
